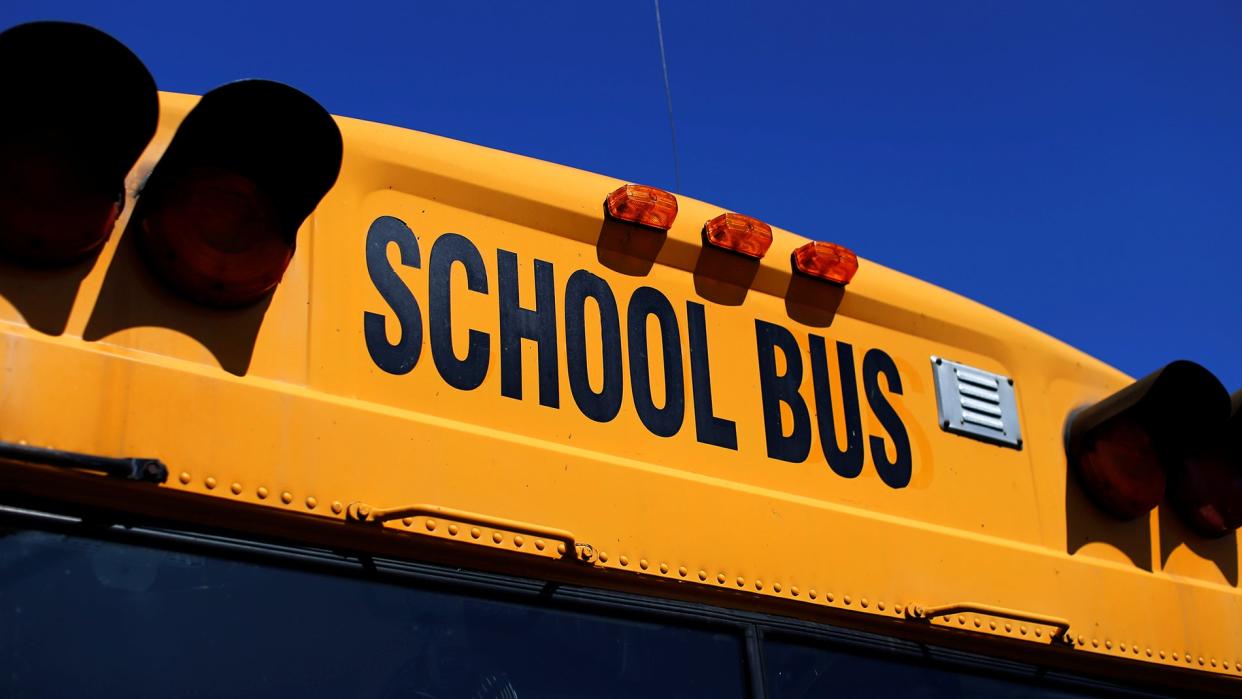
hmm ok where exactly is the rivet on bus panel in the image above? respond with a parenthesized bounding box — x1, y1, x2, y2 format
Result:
(204, 476, 217, 489)
(305, 497, 316, 509)
(280, 491, 292, 504)
(639, 558, 648, 570)
(532, 536, 542, 549)
(843, 595, 852, 606)
(659, 563, 669, 574)
(698, 570, 707, 581)
(513, 536, 524, 547)
(773, 583, 782, 593)
(258, 487, 269, 499)
(598, 551, 608, 562)
(450, 525, 461, 537)
(470, 528, 481, 539)
(330, 500, 342, 514)
(791, 587, 800, 596)
(491, 532, 502, 544)
(229, 482, 242, 495)
(620, 556, 630, 567)
(735, 577, 745, 587)
(178, 472, 191, 484)
(717, 573, 726, 584)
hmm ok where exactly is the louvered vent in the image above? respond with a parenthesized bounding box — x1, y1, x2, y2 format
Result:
(931, 356, 1022, 449)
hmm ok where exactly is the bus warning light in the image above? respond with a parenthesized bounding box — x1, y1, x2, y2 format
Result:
(605, 184, 678, 231)
(135, 80, 342, 307)
(1066, 361, 1230, 523)
(1167, 391, 1242, 537)
(704, 213, 773, 259)
(0, 22, 157, 266)
(793, 241, 859, 285)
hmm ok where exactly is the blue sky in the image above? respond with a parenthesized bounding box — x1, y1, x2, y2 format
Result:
(4, 1, 1240, 390)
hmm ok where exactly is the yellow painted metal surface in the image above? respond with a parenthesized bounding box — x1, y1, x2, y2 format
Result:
(1, 92, 1239, 681)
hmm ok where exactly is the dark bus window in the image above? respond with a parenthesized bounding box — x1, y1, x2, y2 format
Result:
(0, 526, 748, 699)
(763, 637, 1167, 699)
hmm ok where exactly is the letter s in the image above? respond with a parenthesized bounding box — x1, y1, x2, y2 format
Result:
(863, 349, 912, 488)
(364, 216, 423, 375)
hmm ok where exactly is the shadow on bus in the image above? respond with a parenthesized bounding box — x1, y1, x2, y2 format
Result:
(80, 225, 268, 376)
(784, 266, 845, 328)
(1064, 470, 1154, 571)
(0, 256, 96, 336)
(595, 218, 666, 277)
(692, 242, 759, 306)
(1157, 505, 1238, 587)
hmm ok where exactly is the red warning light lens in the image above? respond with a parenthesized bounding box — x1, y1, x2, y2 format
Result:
(606, 184, 678, 231)
(1073, 416, 1166, 520)
(704, 213, 772, 259)
(1170, 451, 1242, 537)
(0, 142, 121, 264)
(138, 167, 292, 307)
(793, 241, 859, 285)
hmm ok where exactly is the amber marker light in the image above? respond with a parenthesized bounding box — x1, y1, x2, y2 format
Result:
(793, 241, 859, 285)
(605, 184, 678, 231)
(704, 212, 772, 258)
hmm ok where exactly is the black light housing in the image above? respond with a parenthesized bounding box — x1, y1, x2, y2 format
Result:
(0, 21, 158, 265)
(134, 79, 343, 307)
(1166, 389, 1242, 537)
(1066, 361, 1230, 522)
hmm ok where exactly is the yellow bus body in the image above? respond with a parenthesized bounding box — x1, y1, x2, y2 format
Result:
(1, 92, 1238, 688)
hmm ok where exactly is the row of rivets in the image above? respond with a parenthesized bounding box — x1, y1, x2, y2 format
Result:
(595, 549, 1241, 674)
(165, 485, 1242, 675)
(389, 516, 566, 555)
(177, 471, 320, 511)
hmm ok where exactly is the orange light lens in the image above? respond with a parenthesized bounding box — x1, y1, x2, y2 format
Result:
(704, 213, 772, 258)
(605, 184, 678, 230)
(793, 241, 859, 285)
(138, 167, 292, 307)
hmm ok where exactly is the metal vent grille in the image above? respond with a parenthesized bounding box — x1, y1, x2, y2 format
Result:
(931, 356, 1022, 449)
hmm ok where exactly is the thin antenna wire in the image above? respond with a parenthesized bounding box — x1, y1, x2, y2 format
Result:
(653, 0, 682, 191)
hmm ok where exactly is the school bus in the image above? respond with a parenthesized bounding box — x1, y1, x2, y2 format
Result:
(2, 21, 1240, 698)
